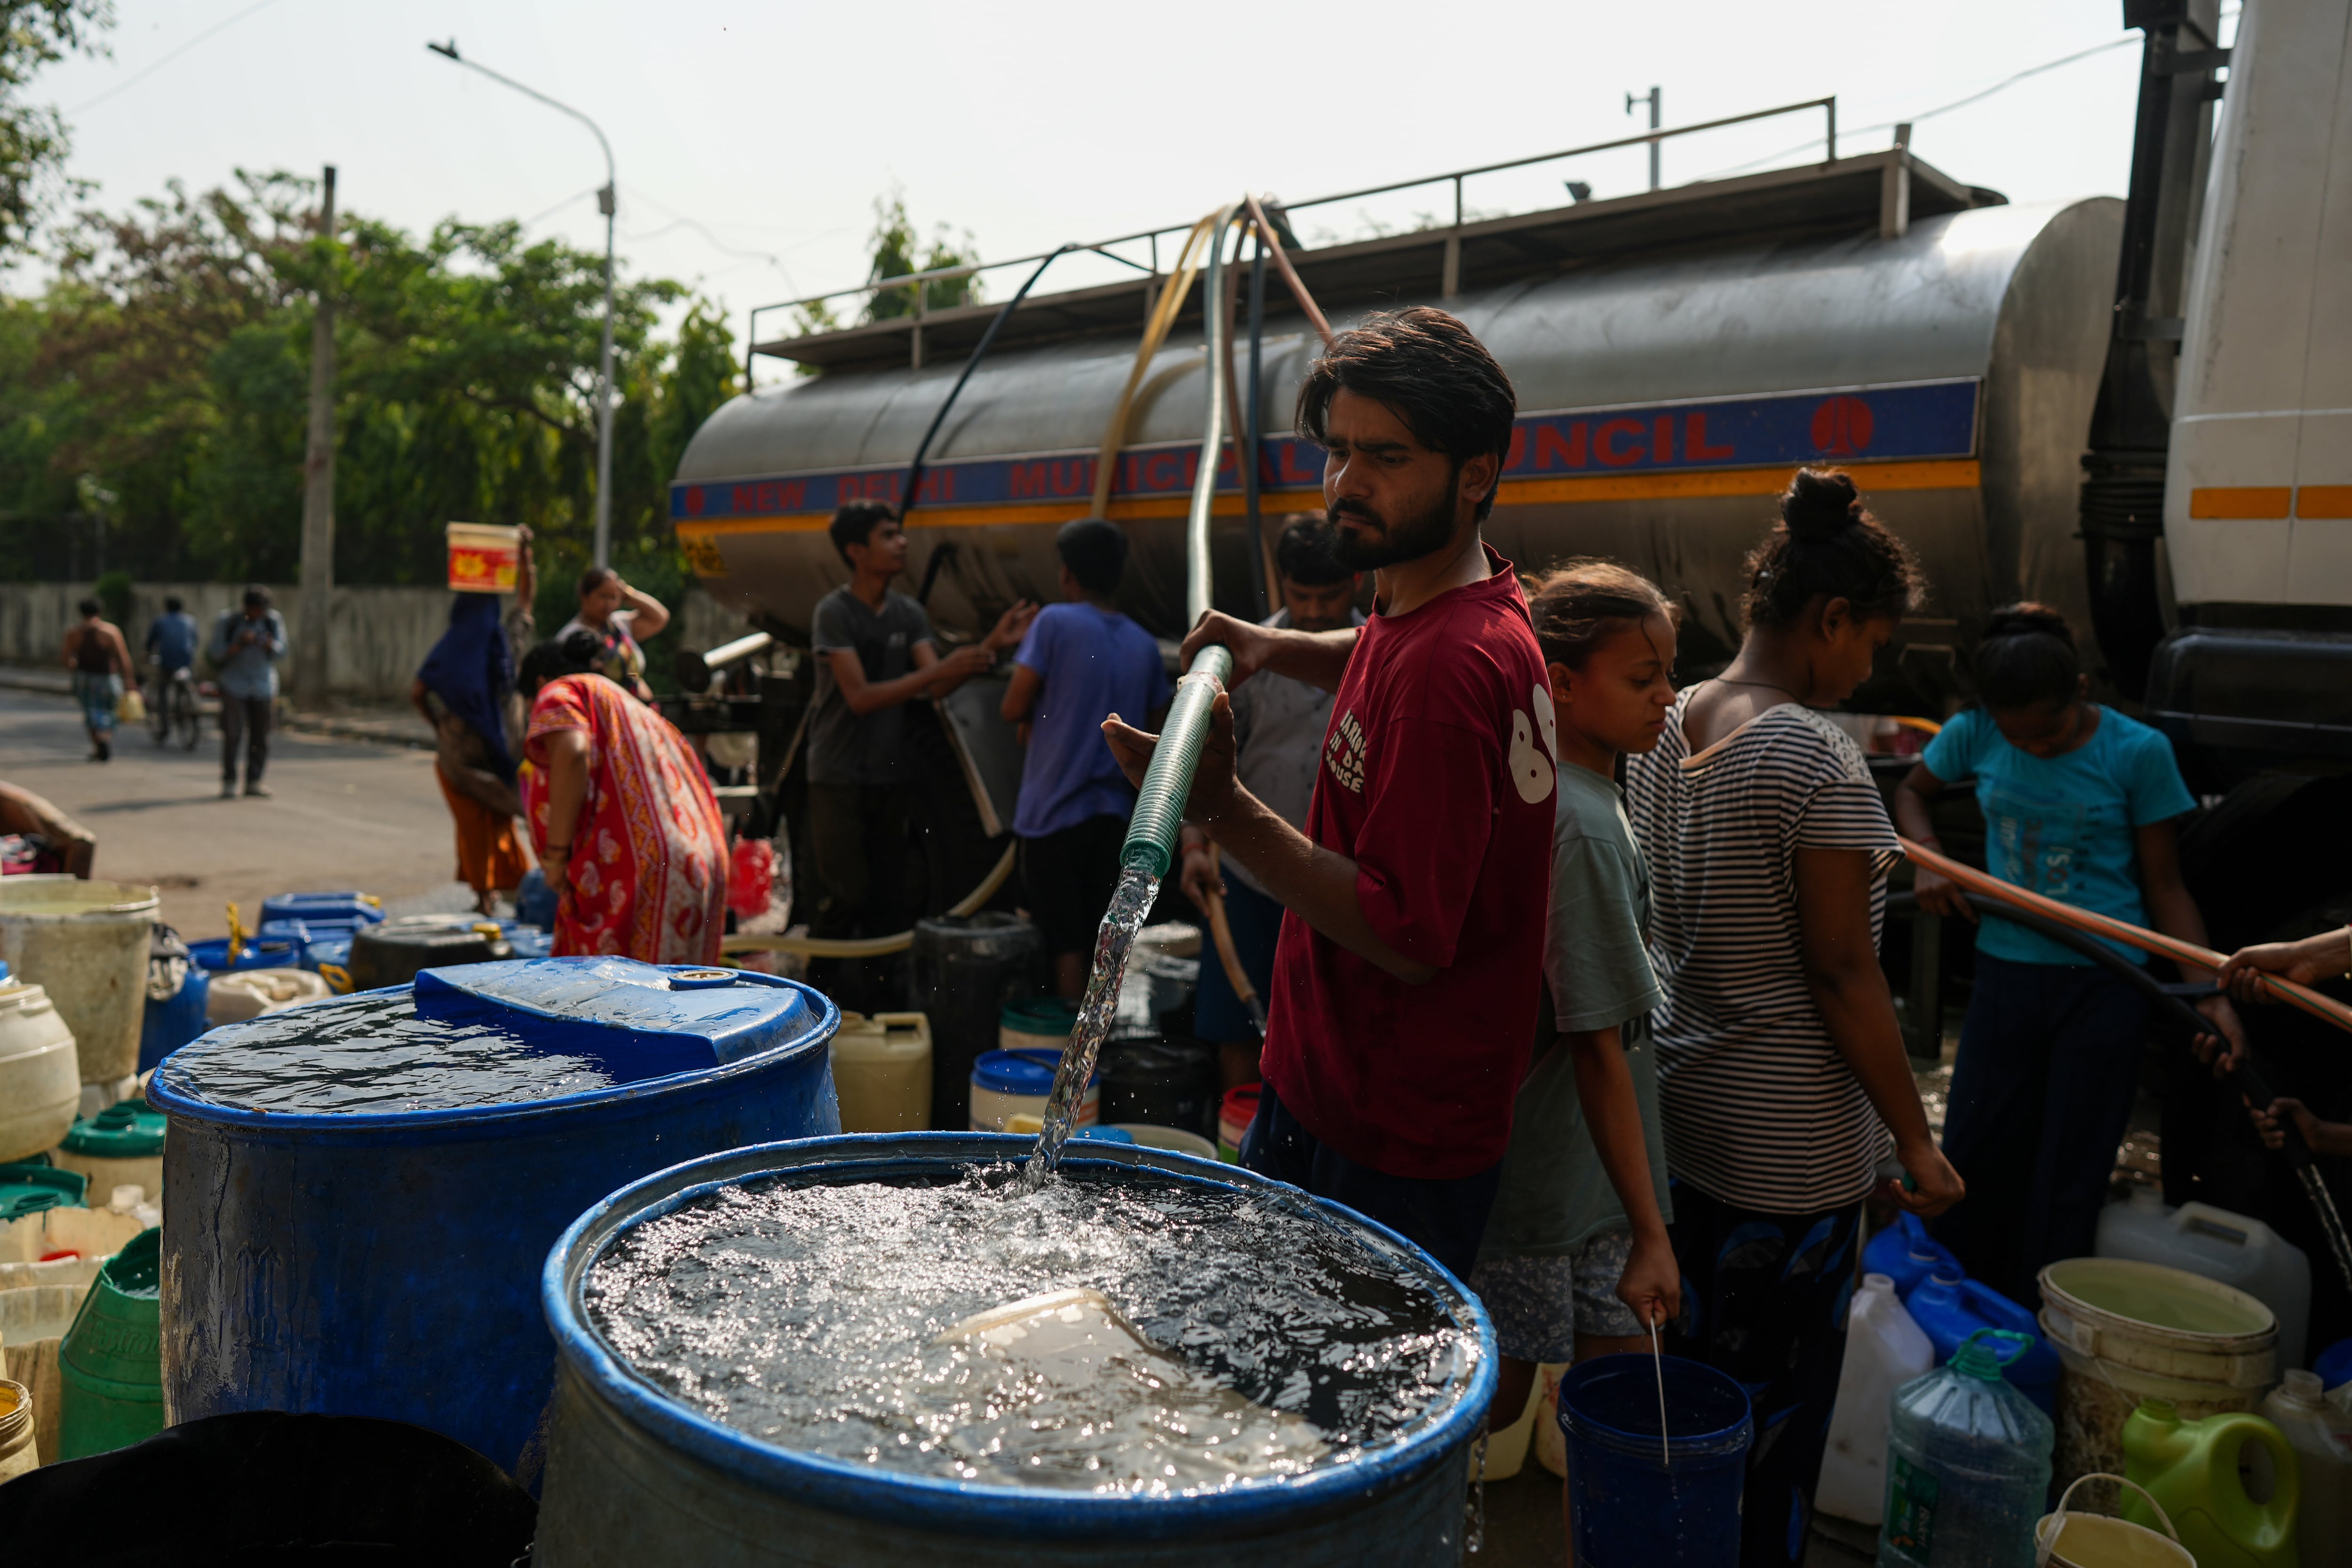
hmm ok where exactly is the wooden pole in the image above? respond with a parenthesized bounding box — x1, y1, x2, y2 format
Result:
(294, 164, 338, 707)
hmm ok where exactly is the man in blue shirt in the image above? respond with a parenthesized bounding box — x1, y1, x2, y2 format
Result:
(208, 586, 287, 799)
(146, 596, 198, 675)
(1001, 518, 1168, 996)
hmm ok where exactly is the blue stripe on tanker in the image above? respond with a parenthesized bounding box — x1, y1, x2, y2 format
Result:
(671, 378, 1981, 519)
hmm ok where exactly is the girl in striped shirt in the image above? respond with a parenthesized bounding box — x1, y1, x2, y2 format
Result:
(1627, 468, 1961, 1567)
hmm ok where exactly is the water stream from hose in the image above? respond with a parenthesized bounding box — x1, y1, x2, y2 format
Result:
(2295, 1166, 2352, 1292)
(1022, 864, 1161, 1186)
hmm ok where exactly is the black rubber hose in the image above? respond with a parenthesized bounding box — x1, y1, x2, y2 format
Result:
(900, 244, 1076, 536)
(1889, 890, 2315, 1168)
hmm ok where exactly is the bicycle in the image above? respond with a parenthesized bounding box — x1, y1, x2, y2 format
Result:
(149, 664, 200, 751)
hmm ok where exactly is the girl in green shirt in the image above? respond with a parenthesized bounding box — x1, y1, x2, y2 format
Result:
(1470, 561, 1684, 1452)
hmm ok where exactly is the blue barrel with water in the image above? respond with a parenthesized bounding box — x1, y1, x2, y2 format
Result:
(1559, 1354, 1753, 1567)
(533, 1132, 1496, 1567)
(149, 958, 841, 1477)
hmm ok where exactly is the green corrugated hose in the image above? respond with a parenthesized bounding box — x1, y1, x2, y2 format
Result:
(1120, 644, 1233, 879)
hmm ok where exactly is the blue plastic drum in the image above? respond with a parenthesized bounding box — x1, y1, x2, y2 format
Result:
(149, 958, 841, 1477)
(1559, 1353, 1753, 1567)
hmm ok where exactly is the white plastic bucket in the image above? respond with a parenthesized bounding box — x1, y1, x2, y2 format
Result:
(2038, 1257, 2277, 1486)
(206, 967, 333, 1027)
(969, 1049, 1096, 1133)
(0, 880, 157, 1085)
(829, 1012, 932, 1134)
(0, 981, 80, 1164)
(446, 523, 522, 594)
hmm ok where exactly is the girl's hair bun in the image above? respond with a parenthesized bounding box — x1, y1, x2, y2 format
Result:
(1780, 467, 1862, 543)
(1981, 602, 2074, 648)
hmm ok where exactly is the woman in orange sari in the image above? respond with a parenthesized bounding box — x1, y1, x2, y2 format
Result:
(517, 636, 728, 961)
(412, 594, 532, 914)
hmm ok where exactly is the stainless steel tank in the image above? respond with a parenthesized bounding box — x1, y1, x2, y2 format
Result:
(674, 193, 2121, 691)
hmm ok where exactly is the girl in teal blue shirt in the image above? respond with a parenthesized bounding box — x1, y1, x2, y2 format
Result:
(1894, 604, 2245, 1305)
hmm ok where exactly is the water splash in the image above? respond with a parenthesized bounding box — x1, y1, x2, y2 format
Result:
(585, 1166, 1470, 1493)
(1023, 864, 1160, 1185)
(2295, 1166, 2352, 1293)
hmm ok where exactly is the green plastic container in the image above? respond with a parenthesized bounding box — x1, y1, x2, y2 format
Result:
(999, 998, 1079, 1051)
(54, 1099, 167, 1201)
(2122, 1397, 2300, 1568)
(61, 1101, 166, 1158)
(0, 1158, 87, 1219)
(57, 1225, 165, 1459)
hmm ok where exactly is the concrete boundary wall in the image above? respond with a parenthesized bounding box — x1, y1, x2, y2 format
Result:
(0, 583, 752, 702)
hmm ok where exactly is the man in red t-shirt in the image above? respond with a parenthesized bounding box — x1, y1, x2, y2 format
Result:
(1104, 307, 1555, 1278)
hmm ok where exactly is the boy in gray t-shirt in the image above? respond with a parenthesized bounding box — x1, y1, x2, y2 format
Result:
(804, 501, 1031, 942)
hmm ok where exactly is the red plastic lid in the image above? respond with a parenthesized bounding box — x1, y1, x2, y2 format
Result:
(1219, 1084, 1261, 1124)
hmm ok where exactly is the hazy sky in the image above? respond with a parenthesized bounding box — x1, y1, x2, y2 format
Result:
(27, 0, 2206, 380)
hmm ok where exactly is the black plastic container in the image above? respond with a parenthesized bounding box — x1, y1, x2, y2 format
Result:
(1099, 1038, 1220, 1139)
(347, 923, 513, 991)
(910, 913, 1041, 1129)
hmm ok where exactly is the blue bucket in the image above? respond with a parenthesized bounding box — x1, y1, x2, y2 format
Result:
(532, 1132, 1496, 1567)
(137, 964, 208, 1072)
(149, 958, 842, 1479)
(1559, 1353, 1752, 1567)
(260, 891, 384, 933)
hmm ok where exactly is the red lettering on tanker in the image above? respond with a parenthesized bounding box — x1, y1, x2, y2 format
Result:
(1533, 423, 1588, 470)
(1505, 428, 1526, 469)
(1685, 413, 1735, 461)
(1050, 460, 1090, 496)
(684, 486, 706, 516)
(1279, 443, 1320, 484)
(1010, 462, 1049, 499)
(1653, 417, 1674, 463)
(1144, 453, 1179, 491)
(1595, 419, 1647, 467)
(1812, 396, 1874, 456)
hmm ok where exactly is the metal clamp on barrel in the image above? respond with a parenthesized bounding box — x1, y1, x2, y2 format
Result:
(1120, 644, 1233, 880)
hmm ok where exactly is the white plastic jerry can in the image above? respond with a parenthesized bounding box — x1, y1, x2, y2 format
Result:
(1815, 1273, 1935, 1525)
(2261, 1369, 2352, 1568)
(2096, 1188, 2312, 1369)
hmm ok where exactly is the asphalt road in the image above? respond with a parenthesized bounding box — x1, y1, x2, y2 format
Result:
(0, 686, 473, 939)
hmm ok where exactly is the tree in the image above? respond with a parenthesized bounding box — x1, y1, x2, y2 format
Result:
(860, 192, 981, 322)
(0, 168, 738, 641)
(0, 0, 109, 261)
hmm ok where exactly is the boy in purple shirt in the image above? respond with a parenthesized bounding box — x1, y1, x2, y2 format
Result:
(1001, 518, 1169, 996)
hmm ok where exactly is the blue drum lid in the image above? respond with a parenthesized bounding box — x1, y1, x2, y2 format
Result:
(154, 958, 833, 1120)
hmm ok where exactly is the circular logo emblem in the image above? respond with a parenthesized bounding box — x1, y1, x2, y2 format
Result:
(1810, 396, 1875, 457)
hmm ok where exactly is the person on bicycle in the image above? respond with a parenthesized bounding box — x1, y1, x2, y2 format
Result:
(145, 595, 201, 748)
(147, 596, 198, 679)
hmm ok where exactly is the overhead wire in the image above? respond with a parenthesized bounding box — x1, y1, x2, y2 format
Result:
(68, 0, 283, 114)
(1695, 34, 2143, 181)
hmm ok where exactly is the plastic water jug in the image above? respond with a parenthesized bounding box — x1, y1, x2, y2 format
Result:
(829, 1011, 932, 1133)
(2122, 1398, 2300, 1568)
(1878, 1330, 2054, 1568)
(1820, 1274, 1937, 1525)
(1865, 1213, 1964, 1300)
(2260, 1370, 2350, 1567)
(1906, 1272, 2060, 1414)
(0, 978, 79, 1164)
(2098, 1189, 2312, 1371)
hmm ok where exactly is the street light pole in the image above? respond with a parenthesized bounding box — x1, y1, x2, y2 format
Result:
(427, 40, 618, 568)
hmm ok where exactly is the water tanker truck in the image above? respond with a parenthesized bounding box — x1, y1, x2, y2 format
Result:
(667, 0, 2349, 947)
